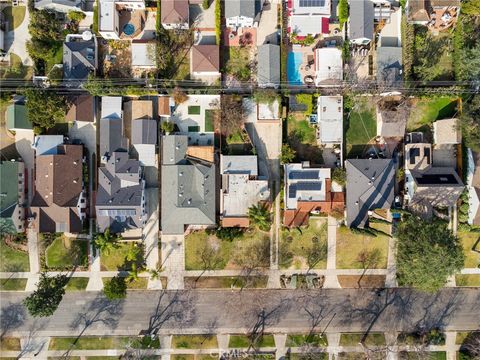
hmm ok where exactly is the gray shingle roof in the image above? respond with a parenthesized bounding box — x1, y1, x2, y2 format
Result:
(132, 119, 157, 145)
(348, 0, 374, 41)
(225, 0, 260, 19)
(95, 151, 145, 233)
(257, 44, 280, 87)
(63, 39, 95, 82)
(100, 117, 128, 160)
(161, 135, 216, 234)
(346, 159, 395, 228)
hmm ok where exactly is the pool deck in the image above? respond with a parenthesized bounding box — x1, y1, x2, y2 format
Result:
(288, 46, 316, 85)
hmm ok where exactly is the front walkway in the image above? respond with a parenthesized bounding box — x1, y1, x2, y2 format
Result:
(161, 233, 185, 289)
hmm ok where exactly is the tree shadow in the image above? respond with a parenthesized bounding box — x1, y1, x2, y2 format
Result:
(0, 302, 26, 339)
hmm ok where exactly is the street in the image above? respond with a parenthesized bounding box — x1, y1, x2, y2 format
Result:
(1, 289, 479, 337)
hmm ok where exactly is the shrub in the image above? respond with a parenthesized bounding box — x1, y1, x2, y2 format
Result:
(332, 167, 346, 186)
(215, 227, 243, 241)
(172, 87, 188, 104)
(161, 121, 175, 134)
(103, 276, 127, 300)
(215, 0, 221, 45)
(338, 0, 348, 27)
(202, 0, 210, 10)
(67, 10, 86, 23)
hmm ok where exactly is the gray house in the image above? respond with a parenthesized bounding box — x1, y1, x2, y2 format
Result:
(346, 159, 395, 228)
(63, 36, 96, 84)
(132, 118, 157, 167)
(257, 44, 280, 89)
(95, 151, 146, 233)
(161, 135, 216, 234)
(100, 97, 128, 163)
(348, 0, 374, 45)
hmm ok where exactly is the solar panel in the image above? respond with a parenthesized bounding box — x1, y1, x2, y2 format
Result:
(295, 182, 323, 191)
(299, 0, 325, 7)
(288, 185, 297, 198)
(289, 170, 319, 180)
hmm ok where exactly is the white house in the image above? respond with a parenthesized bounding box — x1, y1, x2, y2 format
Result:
(314, 47, 343, 86)
(225, 0, 261, 29)
(289, 0, 331, 36)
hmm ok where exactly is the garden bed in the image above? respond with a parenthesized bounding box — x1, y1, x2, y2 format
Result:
(337, 275, 386, 288)
(228, 334, 275, 348)
(339, 333, 386, 346)
(49, 336, 160, 350)
(171, 335, 218, 349)
(184, 276, 268, 289)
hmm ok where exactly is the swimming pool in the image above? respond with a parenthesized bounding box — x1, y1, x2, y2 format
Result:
(123, 23, 135, 36)
(287, 52, 303, 85)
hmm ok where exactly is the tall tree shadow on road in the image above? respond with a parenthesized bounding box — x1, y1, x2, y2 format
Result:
(0, 302, 26, 339)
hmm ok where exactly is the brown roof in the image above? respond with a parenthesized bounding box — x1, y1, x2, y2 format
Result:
(408, 0, 430, 22)
(222, 217, 250, 228)
(187, 145, 214, 163)
(161, 0, 189, 24)
(65, 95, 94, 122)
(31, 144, 84, 233)
(125, 99, 153, 120)
(158, 96, 171, 116)
(191, 45, 220, 73)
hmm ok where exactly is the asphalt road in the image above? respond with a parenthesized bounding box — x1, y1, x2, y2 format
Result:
(1, 289, 479, 337)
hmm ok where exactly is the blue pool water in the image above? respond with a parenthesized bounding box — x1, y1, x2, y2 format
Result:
(287, 52, 303, 85)
(123, 23, 135, 36)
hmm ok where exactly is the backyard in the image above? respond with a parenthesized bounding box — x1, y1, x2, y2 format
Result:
(336, 226, 389, 269)
(287, 114, 323, 164)
(45, 235, 88, 270)
(345, 98, 377, 158)
(279, 217, 328, 270)
(0, 238, 29, 272)
(224, 46, 254, 83)
(406, 96, 459, 134)
(458, 231, 480, 268)
(185, 228, 270, 271)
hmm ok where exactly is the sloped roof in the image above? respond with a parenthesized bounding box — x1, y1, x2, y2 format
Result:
(100, 117, 128, 160)
(0, 161, 21, 218)
(225, 0, 260, 19)
(63, 39, 96, 81)
(161, 135, 216, 234)
(348, 0, 374, 41)
(66, 95, 94, 122)
(6, 103, 32, 130)
(161, 0, 189, 24)
(191, 45, 220, 73)
(346, 159, 395, 228)
(132, 118, 157, 145)
(257, 44, 280, 87)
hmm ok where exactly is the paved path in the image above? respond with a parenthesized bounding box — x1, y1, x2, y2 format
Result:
(161, 234, 185, 289)
(4, 5, 32, 66)
(144, 188, 161, 289)
(256, 0, 279, 46)
(325, 216, 341, 289)
(24, 230, 39, 291)
(2, 289, 479, 337)
(385, 236, 397, 288)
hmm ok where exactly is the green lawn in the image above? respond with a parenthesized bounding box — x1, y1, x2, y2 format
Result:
(294, 94, 314, 115)
(336, 226, 389, 269)
(45, 236, 88, 269)
(279, 218, 328, 270)
(0, 337, 21, 351)
(185, 228, 269, 271)
(455, 332, 471, 345)
(2, 6, 26, 30)
(49, 336, 160, 350)
(0, 239, 29, 272)
(455, 274, 480, 287)
(407, 96, 458, 132)
(290, 354, 327, 360)
(399, 352, 446, 360)
(458, 231, 480, 268)
(225, 46, 252, 81)
(288, 117, 316, 145)
(188, 105, 201, 115)
(0, 278, 27, 291)
(205, 109, 216, 132)
(345, 99, 377, 158)
(100, 242, 142, 271)
(171, 335, 218, 349)
(185, 276, 268, 289)
(102, 276, 148, 289)
(285, 334, 328, 347)
(65, 277, 89, 291)
(228, 334, 275, 348)
(339, 333, 386, 346)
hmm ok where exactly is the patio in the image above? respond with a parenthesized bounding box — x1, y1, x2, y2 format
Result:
(118, 8, 146, 39)
(224, 28, 257, 47)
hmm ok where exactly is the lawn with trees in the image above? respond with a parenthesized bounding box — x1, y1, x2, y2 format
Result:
(396, 216, 464, 292)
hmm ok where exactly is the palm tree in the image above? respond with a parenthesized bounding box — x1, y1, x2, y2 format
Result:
(248, 203, 272, 231)
(94, 228, 119, 255)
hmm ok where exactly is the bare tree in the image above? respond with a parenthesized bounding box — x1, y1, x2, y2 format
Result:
(232, 236, 270, 290)
(356, 248, 382, 288)
(194, 242, 223, 287)
(459, 331, 480, 359)
(212, 95, 246, 138)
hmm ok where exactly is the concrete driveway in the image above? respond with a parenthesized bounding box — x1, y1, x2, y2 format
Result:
(144, 188, 159, 270)
(190, 3, 216, 30)
(3, 5, 32, 66)
(257, 0, 280, 46)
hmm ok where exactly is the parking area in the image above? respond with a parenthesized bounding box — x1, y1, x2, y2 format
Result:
(256, 0, 280, 46)
(190, 3, 215, 30)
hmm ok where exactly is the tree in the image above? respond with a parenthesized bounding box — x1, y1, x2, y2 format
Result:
(28, 10, 62, 42)
(25, 89, 67, 130)
(461, 0, 480, 15)
(172, 87, 188, 104)
(103, 276, 127, 300)
(280, 144, 296, 164)
(67, 10, 86, 23)
(161, 121, 175, 134)
(460, 331, 480, 359)
(338, 0, 349, 27)
(356, 248, 382, 287)
(248, 203, 272, 232)
(396, 216, 464, 292)
(23, 273, 68, 317)
(94, 228, 119, 255)
(461, 95, 480, 151)
(217, 95, 245, 138)
(215, 227, 243, 241)
(332, 167, 346, 186)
